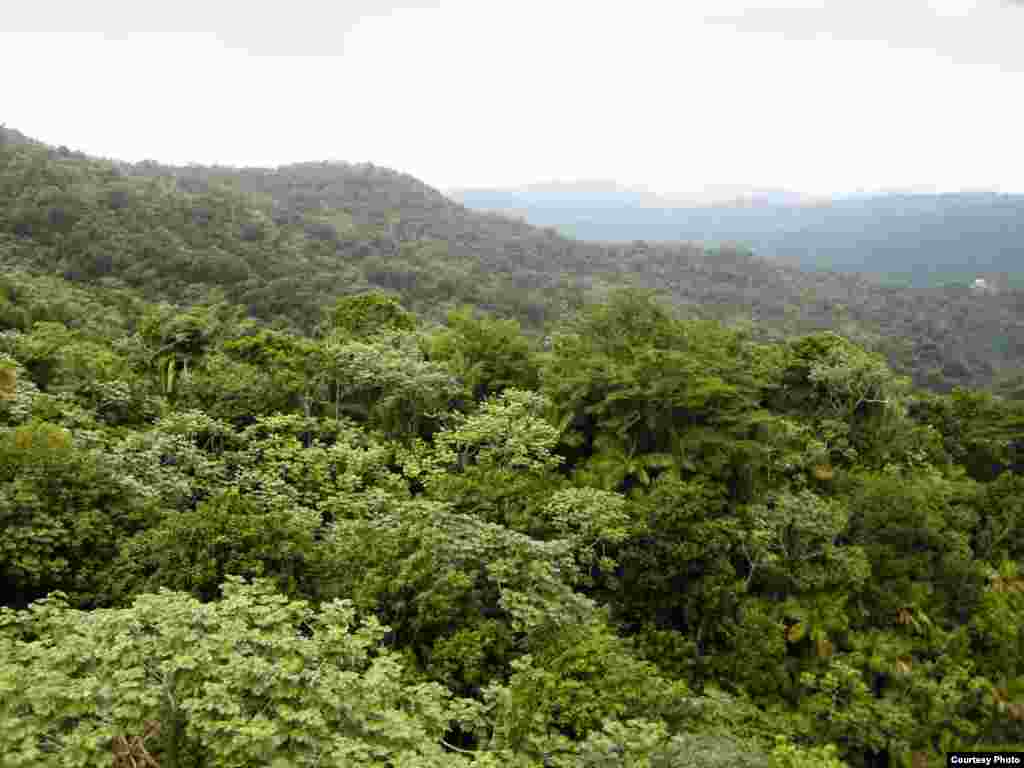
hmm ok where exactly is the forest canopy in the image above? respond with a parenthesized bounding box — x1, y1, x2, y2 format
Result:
(0, 128, 1023, 767)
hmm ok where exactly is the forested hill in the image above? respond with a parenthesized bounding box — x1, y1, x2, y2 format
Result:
(0, 124, 38, 147)
(4, 125, 1024, 767)
(450, 186, 1024, 290)
(2, 127, 1024, 395)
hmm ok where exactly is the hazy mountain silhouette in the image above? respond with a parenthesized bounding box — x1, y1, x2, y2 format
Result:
(449, 183, 1024, 289)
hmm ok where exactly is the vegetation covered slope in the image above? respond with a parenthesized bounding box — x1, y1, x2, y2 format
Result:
(1, 271, 1023, 767)
(3, 127, 1022, 396)
(0, 130, 599, 335)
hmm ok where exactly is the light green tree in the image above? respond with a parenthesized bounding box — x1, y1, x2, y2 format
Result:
(0, 577, 485, 768)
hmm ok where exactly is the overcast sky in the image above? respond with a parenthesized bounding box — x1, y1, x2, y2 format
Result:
(3, 0, 1023, 199)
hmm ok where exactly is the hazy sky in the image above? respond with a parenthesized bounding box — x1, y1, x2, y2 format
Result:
(3, 0, 1023, 199)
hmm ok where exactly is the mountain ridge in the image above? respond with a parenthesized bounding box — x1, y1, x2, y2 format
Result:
(2, 124, 1023, 396)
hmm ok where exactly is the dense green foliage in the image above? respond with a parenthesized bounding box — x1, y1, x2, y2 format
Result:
(1, 258, 1022, 766)
(1, 127, 1023, 766)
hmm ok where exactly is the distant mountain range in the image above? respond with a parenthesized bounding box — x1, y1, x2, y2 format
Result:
(447, 182, 1024, 289)
(446, 180, 817, 210)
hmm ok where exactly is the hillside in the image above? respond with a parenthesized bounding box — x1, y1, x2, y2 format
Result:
(2, 127, 1024, 395)
(0, 134, 596, 334)
(450, 186, 1024, 290)
(124, 155, 1024, 394)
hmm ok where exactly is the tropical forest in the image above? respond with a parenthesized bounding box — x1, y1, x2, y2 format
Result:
(1, 125, 1023, 768)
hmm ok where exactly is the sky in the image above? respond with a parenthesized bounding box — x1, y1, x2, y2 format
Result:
(3, 0, 1023, 201)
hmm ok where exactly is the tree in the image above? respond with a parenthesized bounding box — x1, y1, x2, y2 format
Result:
(479, 622, 691, 756)
(428, 389, 563, 477)
(137, 300, 242, 401)
(426, 306, 540, 402)
(845, 470, 983, 623)
(797, 658, 915, 762)
(0, 420, 161, 609)
(778, 332, 912, 467)
(107, 488, 321, 603)
(0, 577, 483, 768)
(316, 495, 597, 702)
(317, 331, 462, 440)
(614, 476, 742, 661)
(541, 290, 777, 501)
(220, 328, 324, 419)
(738, 489, 868, 595)
(322, 291, 416, 339)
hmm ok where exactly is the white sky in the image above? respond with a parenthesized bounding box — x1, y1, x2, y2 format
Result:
(2, 0, 1023, 199)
